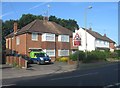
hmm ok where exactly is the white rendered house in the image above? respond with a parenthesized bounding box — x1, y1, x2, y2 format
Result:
(73, 28, 115, 52)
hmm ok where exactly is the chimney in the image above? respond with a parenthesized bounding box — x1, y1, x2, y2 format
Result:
(14, 22, 17, 33)
(89, 28, 92, 31)
(104, 34, 106, 37)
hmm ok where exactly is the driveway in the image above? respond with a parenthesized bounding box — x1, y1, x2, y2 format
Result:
(2, 62, 76, 79)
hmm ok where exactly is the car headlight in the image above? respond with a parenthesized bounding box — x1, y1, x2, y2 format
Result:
(40, 57, 43, 60)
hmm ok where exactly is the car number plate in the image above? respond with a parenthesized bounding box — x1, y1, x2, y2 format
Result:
(45, 61, 49, 62)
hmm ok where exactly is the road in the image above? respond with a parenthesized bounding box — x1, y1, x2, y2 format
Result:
(2, 62, 120, 87)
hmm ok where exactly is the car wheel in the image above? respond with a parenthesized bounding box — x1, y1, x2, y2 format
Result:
(29, 60, 33, 64)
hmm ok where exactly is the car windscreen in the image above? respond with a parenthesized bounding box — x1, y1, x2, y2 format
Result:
(34, 53, 45, 57)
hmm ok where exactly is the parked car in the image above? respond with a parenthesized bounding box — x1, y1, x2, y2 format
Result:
(29, 51, 52, 65)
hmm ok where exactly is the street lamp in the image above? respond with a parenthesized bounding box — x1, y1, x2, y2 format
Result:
(84, 6, 92, 58)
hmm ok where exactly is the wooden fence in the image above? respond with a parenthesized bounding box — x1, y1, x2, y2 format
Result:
(6, 56, 28, 69)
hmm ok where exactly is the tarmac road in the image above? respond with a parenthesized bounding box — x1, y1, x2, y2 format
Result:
(2, 62, 120, 87)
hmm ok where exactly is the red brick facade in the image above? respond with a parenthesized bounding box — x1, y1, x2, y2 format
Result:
(6, 33, 74, 61)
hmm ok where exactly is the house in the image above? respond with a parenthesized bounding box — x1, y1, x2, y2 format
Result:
(116, 45, 120, 50)
(72, 27, 115, 52)
(5, 18, 73, 62)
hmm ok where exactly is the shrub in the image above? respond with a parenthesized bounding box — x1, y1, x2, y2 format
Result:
(58, 57, 69, 62)
(69, 51, 85, 61)
(115, 50, 120, 57)
(109, 52, 118, 58)
(82, 51, 107, 63)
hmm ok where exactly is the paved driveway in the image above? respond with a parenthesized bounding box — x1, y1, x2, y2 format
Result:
(2, 62, 76, 79)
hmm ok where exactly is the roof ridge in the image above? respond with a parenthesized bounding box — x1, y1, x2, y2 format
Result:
(26, 20, 37, 32)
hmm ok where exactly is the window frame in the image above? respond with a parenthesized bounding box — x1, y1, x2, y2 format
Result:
(42, 33, 55, 42)
(16, 37, 20, 45)
(46, 50, 55, 57)
(32, 33, 38, 41)
(58, 50, 69, 56)
(58, 35, 69, 42)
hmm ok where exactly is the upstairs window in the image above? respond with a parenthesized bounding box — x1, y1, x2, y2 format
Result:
(58, 35, 69, 42)
(42, 33, 55, 42)
(32, 33, 38, 41)
(16, 37, 20, 45)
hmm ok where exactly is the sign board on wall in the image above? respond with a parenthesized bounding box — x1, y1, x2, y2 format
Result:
(73, 33, 81, 46)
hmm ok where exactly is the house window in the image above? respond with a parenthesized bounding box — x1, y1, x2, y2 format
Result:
(96, 40, 99, 43)
(46, 33, 55, 41)
(42, 33, 55, 42)
(58, 50, 69, 56)
(6, 39, 9, 48)
(32, 33, 38, 41)
(16, 37, 20, 45)
(58, 35, 69, 42)
(46, 50, 55, 57)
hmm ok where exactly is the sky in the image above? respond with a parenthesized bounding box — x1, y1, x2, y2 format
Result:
(1, 2, 118, 45)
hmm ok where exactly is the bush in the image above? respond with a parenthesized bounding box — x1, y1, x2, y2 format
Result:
(69, 50, 107, 63)
(58, 57, 69, 62)
(82, 51, 107, 63)
(115, 50, 120, 57)
(69, 51, 85, 61)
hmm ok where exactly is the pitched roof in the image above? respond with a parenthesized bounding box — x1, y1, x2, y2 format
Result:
(82, 28, 115, 43)
(6, 19, 72, 38)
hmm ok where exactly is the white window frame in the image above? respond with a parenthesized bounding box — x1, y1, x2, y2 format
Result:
(32, 33, 38, 41)
(58, 35, 69, 42)
(6, 39, 8, 48)
(58, 50, 69, 56)
(42, 33, 55, 42)
(46, 50, 55, 57)
(16, 37, 20, 45)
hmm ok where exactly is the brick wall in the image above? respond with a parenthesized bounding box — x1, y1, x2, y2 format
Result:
(6, 33, 73, 62)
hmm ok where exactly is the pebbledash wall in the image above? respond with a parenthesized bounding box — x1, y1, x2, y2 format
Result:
(73, 28, 115, 52)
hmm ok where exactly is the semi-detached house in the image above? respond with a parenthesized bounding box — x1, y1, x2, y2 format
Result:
(5, 19, 73, 61)
(73, 28, 115, 52)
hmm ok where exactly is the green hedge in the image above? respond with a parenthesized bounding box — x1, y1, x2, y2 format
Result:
(69, 50, 120, 63)
(82, 51, 107, 63)
(115, 50, 120, 57)
(69, 51, 85, 61)
(69, 50, 107, 63)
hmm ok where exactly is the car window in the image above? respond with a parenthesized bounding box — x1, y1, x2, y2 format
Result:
(34, 53, 45, 57)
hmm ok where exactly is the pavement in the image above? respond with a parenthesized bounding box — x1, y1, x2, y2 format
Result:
(1, 62, 76, 79)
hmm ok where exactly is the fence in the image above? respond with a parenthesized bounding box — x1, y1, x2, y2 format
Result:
(6, 56, 28, 69)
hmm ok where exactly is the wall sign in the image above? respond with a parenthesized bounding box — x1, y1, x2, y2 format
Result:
(73, 33, 81, 46)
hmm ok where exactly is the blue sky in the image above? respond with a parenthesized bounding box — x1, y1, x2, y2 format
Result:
(2, 2, 118, 44)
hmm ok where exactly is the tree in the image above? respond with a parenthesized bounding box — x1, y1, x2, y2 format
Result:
(49, 15, 79, 31)
(18, 14, 43, 29)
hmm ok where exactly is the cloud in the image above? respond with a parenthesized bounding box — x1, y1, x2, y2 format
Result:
(0, 12, 14, 19)
(28, 2, 49, 10)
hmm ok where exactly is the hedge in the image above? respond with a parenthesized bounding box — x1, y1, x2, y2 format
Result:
(69, 50, 107, 63)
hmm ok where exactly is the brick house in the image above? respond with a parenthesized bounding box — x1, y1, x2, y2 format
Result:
(5, 19, 73, 61)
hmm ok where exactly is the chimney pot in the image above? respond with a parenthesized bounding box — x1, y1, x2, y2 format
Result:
(14, 22, 17, 33)
(89, 28, 92, 31)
